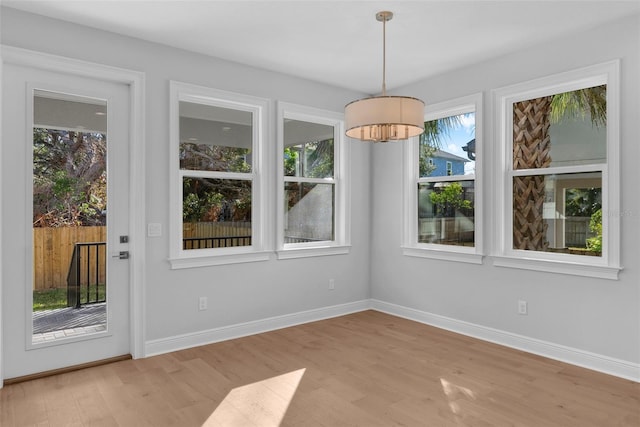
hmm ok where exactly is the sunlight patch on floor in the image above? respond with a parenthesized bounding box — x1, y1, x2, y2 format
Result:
(440, 377, 476, 415)
(203, 368, 306, 427)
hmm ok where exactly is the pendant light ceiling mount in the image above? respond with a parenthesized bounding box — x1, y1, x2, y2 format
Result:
(345, 10, 425, 143)
(375, 10, 393, 24)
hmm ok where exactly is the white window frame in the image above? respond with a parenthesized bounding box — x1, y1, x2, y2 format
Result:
(492, 61, 621, 279)
(169, 81, 271, 268)
(402, 93, 483, 264)
(276, 102, 350, 259)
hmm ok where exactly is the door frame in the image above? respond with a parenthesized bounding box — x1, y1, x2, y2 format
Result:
(0, 46, 146, 387)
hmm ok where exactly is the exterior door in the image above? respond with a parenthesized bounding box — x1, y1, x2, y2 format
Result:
(2, 62, 131, 379)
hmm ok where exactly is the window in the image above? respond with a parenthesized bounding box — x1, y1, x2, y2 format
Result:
(277, 102, 350, 259)
(169, 82, 270, 268)
(493, 61, 621, 279)
(403, 93, 483, 264)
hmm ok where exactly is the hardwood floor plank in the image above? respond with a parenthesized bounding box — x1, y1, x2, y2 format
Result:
(1, 311, 638, 426)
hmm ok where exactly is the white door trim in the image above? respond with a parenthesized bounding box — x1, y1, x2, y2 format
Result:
(0, 46, 146, 386)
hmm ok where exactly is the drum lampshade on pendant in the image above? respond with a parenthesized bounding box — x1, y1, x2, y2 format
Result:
(345, 11, 425, 142)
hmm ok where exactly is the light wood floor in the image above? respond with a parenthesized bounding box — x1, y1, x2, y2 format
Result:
(1, 310, 638, 426)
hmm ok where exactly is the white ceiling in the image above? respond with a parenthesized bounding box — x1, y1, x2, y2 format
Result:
(3, 1, 639, 94)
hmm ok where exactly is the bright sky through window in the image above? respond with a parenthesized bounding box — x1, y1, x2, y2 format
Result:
(433, 113, 475, 175)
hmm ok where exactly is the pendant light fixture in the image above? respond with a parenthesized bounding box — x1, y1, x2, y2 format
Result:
(345, 11, 425, 142)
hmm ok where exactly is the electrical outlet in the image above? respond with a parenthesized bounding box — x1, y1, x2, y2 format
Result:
(329, 279, 335, 290)
(199, 296, 208, 311)
(518, 300, 528, 315)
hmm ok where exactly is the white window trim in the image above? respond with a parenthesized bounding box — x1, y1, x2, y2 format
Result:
(492, 60, 622, 280)
(168, 81, 271, 268)
(276, 102, 351, 260)
(402, 93, 484, 264)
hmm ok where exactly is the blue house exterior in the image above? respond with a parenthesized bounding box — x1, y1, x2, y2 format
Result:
(429, 149, 469, 177)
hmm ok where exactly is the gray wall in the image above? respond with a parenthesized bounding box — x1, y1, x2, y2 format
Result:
(372, 13, 640, 364)
(2, 7, 638, 371)
(0, 7, 371, 345)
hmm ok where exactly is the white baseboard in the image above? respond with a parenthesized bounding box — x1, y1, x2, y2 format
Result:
(144, 298, 638, 382)
(370, 299, 640, 382)
(145, 299, 370, 357)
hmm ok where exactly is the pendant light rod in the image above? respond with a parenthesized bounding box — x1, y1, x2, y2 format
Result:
(376, 11, 393, 96)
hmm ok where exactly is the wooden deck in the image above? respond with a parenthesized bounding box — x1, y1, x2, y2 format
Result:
(32, 303, 106, 342)
(33, 303, 106, 334)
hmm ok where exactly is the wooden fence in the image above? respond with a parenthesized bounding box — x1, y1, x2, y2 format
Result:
(33, 222, 251, 290)
(33, 226, 106, 290)
(183, 221, 251, 239)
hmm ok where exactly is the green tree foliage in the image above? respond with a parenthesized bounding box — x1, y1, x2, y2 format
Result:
(180, 142, 252, 222)
(33, 129, 107, 227)
(179, 142, 251, 173)
(429, 182, 472, 217)
(183, 188, 224, 222)
(284, 147, 298, 176)
(565, 188, 601, 217)
(418, 142, 437, 177)
(283, 139, 334, 210)
(183, 178, 251, 223)
(285, 139, 334, 178)
(586, 209, 603, 253)
(306, 139, 333, 178)
(550, 85, 606, 127)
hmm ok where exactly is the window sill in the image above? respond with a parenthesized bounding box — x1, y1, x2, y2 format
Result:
(402, 246, 484, 264)
(276, 245, 351, 260)
(492, 255, 622, 280)
(169, 251, 271, 269)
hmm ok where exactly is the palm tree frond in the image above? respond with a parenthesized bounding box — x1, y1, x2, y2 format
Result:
(550, 85, 606, 127)
(421, 114, 466, 148)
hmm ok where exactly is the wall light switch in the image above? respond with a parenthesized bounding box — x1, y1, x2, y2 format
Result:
(147, 223, 162, 237)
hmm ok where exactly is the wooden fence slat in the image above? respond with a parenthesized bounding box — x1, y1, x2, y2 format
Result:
(33, 229, 44, 288)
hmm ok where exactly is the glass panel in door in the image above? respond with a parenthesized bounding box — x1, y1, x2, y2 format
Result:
(31, 90, 109, 344)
